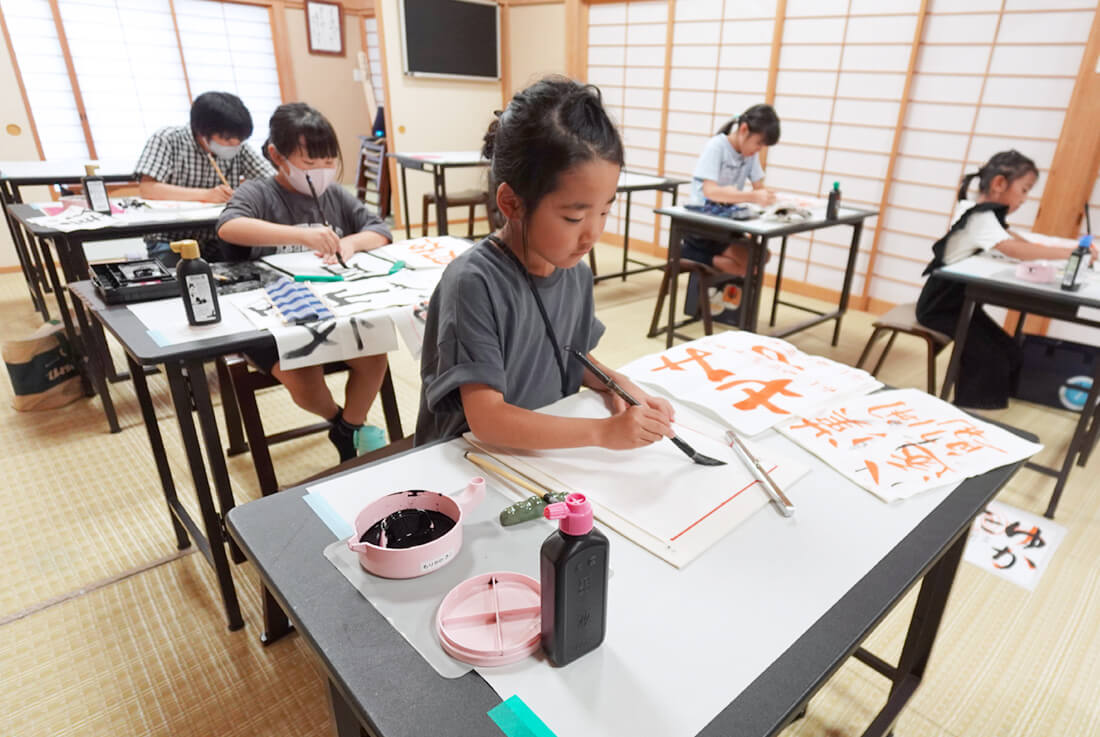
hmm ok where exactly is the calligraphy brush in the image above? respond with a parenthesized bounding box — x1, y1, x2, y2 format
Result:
(305, 172, 347, 268)
(207, 153, 231, 188)
(565, 347, 725, 467)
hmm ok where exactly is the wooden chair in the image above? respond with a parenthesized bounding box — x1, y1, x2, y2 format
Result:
(218, 355, 404, 496)
(647, 259, 743, 347)
(422, 189, 490, 238)
(355, 135, 391, 219)
(855, 302, 952, 394)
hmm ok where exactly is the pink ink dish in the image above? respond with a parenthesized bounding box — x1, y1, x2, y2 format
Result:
(347, 477, 486, 579)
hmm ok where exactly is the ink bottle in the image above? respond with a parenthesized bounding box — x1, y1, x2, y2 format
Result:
(826, 181, 841, 220)
(540, 493, 609, 666)
(170, 239, 221, 326)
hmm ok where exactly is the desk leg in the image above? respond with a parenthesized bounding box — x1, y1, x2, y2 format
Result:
(938, 296, 976, 402)
(834, 222, 863, 347)
(1044, 361, 1100, 518)
(260, 584, 293, 645)
(400, 164, 412, 240)
(40, 237, 93, 398)
(860, 533, 966, 737)
(621, 191, 633, 281)
(770, 236, 788, 327)
(434, 166, 449, 236)
(70, 291, 121, 433)
(329, 679, 374, 737)
(128, 355, 190, 550)
(666, 222, 683, 349)
(3, 189, 49, 316)
(185, 358, 246, 566)
(741, 237, 764, 332)
(166, 362, 245, 631)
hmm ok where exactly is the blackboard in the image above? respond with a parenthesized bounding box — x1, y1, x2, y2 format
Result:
(400, 0, 500, 80)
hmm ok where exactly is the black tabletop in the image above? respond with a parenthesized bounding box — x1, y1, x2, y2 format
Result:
(226, 436, 1029, 737)
(6, 202, 220, 241)
(935, 259, 1100, 313)
(655, 204, 877, 240)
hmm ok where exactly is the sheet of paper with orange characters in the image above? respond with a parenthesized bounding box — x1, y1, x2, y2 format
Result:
(619, 333, 882, 436)
(779, 389, 1043, 502)
(370, 235, 472, 269)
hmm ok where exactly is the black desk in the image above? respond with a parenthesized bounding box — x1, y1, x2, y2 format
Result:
(0, 158, 135, 318)
(69, 280, 273, 631)
(591, 172, 689, 283)
(936, 258, 1100, 518)
(651, 205, 877, 348)
(69, 279, 407, 635)
(226, 436, 1027, 737)
(8, 203, 222, 433)
(387, 151, 488, 239)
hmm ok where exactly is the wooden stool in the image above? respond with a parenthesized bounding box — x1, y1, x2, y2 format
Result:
(647, 258, 743, 347)
(422, 190, 490, 237)
(855, 302, 952, 394)
(218, 355, 404, 495)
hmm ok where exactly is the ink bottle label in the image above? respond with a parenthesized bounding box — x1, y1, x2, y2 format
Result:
(185, 274, 219, 323)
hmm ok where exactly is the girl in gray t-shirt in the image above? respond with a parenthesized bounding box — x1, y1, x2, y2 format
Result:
(217, 103, 392, 462)
(415, 77, 674, 449)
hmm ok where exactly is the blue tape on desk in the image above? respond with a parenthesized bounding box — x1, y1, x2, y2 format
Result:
(489, 695, 557, 737)
(303, 494, 355, 540)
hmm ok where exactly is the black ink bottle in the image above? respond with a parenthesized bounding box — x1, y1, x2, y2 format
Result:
(826, 181, 841, 220)
(540, 493, 609, 666)
(170, 239, 221, 326)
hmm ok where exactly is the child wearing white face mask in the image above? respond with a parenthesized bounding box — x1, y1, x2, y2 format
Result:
(217, 102, 394, 462)
(135, 91, 274, 263)
(217, 102, 391, 264)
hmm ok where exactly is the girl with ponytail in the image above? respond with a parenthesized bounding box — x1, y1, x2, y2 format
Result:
(415, 76, 674, 448)
(916, 149, 1097, 408)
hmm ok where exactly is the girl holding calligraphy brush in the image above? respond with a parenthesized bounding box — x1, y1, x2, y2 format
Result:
(415, 76, 674, 448)
(217, 103, 393, 461)
(916, 149, 1098, 409)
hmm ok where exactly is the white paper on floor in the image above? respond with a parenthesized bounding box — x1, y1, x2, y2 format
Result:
(963, 499, 1067, 591)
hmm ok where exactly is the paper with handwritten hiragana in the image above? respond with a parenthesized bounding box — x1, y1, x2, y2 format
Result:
(619, 333, 882, 436)
(779, 389, 1042, 502)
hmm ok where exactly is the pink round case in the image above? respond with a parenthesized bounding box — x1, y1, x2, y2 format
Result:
(436, 572, 542, 666)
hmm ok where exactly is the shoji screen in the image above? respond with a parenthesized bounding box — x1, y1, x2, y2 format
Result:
(0, 0, 88, 160)
(586, 1, 668, 249)
(175, 0, 283, 140)
(765, 0, 921, 297)
(872, 0, 1093, 306)
(58, 0, 191, 162)
(658, 0, 777, 250)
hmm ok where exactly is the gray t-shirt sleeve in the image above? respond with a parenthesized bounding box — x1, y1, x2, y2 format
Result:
(422, 269, 508, 414)
(215, 179, 269, 232)
(334, 186, 392, 242)
(749, 153, 765, 183)
(692, 136, 726, 183)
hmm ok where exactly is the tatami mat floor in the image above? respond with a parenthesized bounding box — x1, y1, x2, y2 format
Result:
(1, 242, 1097, 736)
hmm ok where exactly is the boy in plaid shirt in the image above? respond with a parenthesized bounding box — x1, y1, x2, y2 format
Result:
(135, 91, 273, 263)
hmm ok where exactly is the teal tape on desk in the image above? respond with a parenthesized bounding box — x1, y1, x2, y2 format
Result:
(303, 494, 355, 540)
(488, 695, 557, 737)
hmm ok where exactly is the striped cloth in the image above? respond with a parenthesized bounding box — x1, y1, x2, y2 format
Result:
(265, 277, 334, 324)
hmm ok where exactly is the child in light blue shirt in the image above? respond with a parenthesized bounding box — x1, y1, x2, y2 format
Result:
(684, 104, 780, 276)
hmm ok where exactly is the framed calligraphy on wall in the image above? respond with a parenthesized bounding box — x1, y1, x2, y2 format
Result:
(306, 0, 345, 56)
